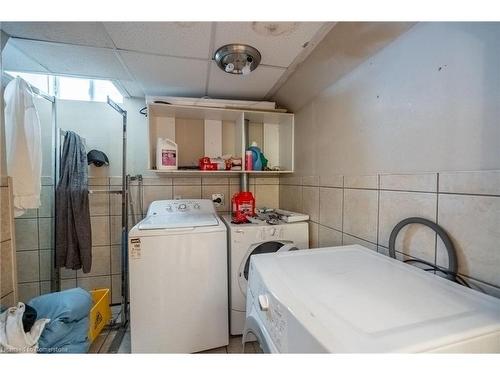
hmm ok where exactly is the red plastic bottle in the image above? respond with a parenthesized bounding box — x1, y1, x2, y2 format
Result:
(245, 150, 253, 171)
(231, 191, 255, 223)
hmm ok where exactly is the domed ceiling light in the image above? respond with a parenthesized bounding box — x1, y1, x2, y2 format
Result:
(214, 44, 261, 75)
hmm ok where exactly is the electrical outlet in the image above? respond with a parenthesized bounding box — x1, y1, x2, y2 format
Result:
(212, 193, 224, 207)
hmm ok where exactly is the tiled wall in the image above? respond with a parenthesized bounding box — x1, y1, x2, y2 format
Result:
(280, 170, 500, 299)
(56, 174, 278, 305)
(1, 177, 17, 307)
(13, 176, 54, 302)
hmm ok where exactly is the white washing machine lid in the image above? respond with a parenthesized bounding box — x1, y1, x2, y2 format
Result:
(250, 245, 500, 352)
(138, 213, 219, 230)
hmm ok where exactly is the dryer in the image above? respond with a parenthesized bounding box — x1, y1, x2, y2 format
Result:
(222, 215, 308, 335)
(244, 245, 500, 353)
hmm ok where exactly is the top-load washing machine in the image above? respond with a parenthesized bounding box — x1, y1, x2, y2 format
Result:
(243, 245, 500, 353)
(222, 214, 308, 335)
(128, 199, 228, 353)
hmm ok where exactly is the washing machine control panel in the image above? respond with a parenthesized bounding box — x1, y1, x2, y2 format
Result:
(147, 199, 215, 216)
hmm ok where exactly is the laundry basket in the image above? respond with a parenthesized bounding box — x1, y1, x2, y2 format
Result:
(88, 289, 112, 343)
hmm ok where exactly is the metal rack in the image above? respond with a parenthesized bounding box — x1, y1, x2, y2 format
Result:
(56, 98, 130, 330)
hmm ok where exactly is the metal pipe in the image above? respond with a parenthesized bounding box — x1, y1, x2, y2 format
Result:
(2, 72, 55, 103)
(107, 96, 129, 327)
(240, 119, 250, 191)
(51, 98, 60, 292)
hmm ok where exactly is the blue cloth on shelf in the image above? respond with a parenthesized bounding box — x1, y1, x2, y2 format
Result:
(28, 288, 92, 354)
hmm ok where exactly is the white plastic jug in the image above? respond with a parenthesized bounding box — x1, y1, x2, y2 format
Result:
(156, 138, 178, 170)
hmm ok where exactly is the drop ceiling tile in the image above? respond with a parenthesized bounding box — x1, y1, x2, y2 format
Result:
(207, 61, 285, 100)
(120, 51, 207, 97)
(1, 22, 114, 48)
(213, 22, 324, 67)
(117, 80, 145, 98)
(104, 22, 212, 59)
(2, 41, 49, 73)
(10, 38, 129, 80)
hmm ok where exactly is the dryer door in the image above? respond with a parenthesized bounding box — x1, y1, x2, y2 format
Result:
(238, 241, 298, 296)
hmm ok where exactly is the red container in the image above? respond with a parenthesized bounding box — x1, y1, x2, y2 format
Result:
(198, 157, 217, 170)
(231, 191, 255, 223)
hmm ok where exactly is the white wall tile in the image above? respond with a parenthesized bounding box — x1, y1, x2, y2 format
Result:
(302, 176, 319, 186)
(173, 185, 202, 200)
(111, 245, 121, 275)
(91, 216, 110, 246)
(343, 189, 378, 243)
(279, 185, 302, 212)
(16, 251, 39, 283)
(319, 187, 342, 230)
(254, 176, 280, 185)
(111, 275, 122, 305)
(378, 191, 437, 263)
(89, 189, 110, 216)
(15, 219, 38, 251)
(439, 170, 500, 196)
(202, 177, 229, 186)
(309, 222, 319, 248)
(342, 233, 377, 251)
(437, 194, 500, 287)
(254, 185, 279, 210)
(38, 185, 54, 218)
(344, 175, 378, 189)
(318, 225, 342, 248)
(319, 175, 343, 188)
(39, 250, 52, 282)
(60, 278, 77, 291)
(77, 246, 111, 278)
(142, 185, 173, 213)
(1, 292, 15, 307)
(142, 177, 173, 186)
(38, 218, 53, 250)
(280, 176, 302, 185)
(77, 275, 111, 292)
(1, 240, 14, 296)
(0, 187, 12, 243)
(301, 186, 319, 222)
(18, 282, 40, 302)
(172, 177, 202, 186)
(380, 173, 437, 192)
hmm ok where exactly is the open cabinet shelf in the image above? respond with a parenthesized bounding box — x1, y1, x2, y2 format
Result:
(147, 102, 294, 173)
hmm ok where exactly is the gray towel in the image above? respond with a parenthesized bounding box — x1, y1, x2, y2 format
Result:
(55, 131, 92, 273)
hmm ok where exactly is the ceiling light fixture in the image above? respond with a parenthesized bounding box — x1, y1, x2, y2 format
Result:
(214, 44, 261, 75)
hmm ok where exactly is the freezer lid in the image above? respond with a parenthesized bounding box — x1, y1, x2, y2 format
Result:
(137, 213, 219, 230)
(250, 245, 500, 352)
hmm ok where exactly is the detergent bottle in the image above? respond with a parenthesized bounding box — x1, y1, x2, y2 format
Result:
(247, 141, 263, 171)
(156, 138, 178, 170)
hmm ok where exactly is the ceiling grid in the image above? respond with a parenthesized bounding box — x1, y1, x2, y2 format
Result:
(1, 22, 333, 100)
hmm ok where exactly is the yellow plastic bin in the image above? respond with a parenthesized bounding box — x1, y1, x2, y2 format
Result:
(88, 288, 112, 343)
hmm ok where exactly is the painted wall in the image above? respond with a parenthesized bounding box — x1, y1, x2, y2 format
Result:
(279, 22, 500, 298)
(286, 22, 500, 176)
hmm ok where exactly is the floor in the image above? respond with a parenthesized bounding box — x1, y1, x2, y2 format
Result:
(89, 305, 263, 354)
(90, 326, 263, 354)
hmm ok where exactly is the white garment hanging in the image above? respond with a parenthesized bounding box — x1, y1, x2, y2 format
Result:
(4, 77, 42, 217)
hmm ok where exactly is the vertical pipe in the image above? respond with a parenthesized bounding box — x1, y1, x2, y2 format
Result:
(121, 112, 129, 326)
(240, 119, 249, 192)
(51, 99, 60, 292)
